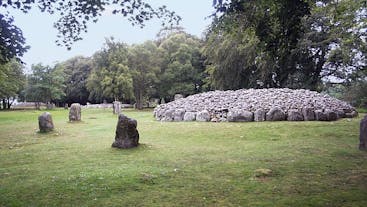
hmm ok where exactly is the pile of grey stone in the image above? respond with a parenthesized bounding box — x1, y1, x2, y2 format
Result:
(154, 88, 358, 122)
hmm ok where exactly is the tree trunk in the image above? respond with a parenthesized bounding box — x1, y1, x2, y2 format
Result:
(2, 99, 6, 110)
(35, 102, 40, 110)
(135, 90, 143, 110)
(7, 97, 10, 109)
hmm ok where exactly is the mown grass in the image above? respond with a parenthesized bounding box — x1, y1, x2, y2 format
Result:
(0, 108, 366, 206)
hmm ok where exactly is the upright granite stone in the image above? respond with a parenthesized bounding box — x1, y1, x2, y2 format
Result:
(287, 110, 304, 121)
(38, 112, 54, 132)
(162, 109, 174, 122)
(302, 108, 315, 121)
(184, 112, 196, 121)
(112, 114, 139, 149)
(266, 107, 286, 121)
(228, 110, 253, 122)
(46, 103, 55, 110)
(359, 115, 367, 150)
(69, 103, 81, 122)
(196, 110, 210, 122)
(315, 110, 328, 121)
(113, 101, 121, 114)
(174, 109, 186, 121)
(325, 109, 338, 121)
(254, 109, 266, 122)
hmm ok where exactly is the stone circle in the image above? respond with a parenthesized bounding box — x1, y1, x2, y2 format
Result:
(154, 88, 358, 122)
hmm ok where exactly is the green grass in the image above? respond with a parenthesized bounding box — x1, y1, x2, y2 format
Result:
(0, 108, 366, 206)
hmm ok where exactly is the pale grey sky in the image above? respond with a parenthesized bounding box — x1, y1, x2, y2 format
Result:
(8, 1, 214, 69)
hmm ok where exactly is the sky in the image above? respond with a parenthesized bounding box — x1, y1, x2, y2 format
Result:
(7, 1, 214, 70)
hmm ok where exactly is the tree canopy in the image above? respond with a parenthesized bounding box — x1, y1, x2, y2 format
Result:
(0, 0, 181, 63)
(24, 63, 65, 105)
(0, 59, 25, 109)
(206, 0, 366, 90)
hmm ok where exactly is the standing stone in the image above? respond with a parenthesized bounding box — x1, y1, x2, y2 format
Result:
(162, 109, 174, 121)
(302, 108, 315, 121)
(69, 103, 81, 122)
(113, 101, 121, 114)
(184, 112, 196, 121)
(325, 109, 338, 121)
(287, 110, 304, 121)
(174, 94, 184, 101)
(46, 103, 55, 110)
(254, 109, 266, 122)
(266, 107, 286, 121)
(315, 110, 328, 121)
(38, 112, 54, 133)
(196, 110, 210, 122)
(112, 114, 139, 149)
(174, 109, 186, 121)
(228, 110, 253, 122)
(359, 115, 367, 150)
(335, 109, 346, 119)
(64, 103, 68, 109)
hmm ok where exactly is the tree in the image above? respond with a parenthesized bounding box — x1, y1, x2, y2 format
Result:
(128, 41, 161, 109)
(206, 0, 311, 89)
(56, 56, 92, 105)
(0, 0, 181, 63)
(297, 0, 366, 89)
(87, 38, 133, 103)
(203, 28, 261, 90)
(157, 32, 206, 101)
(24, 63, 65, 108)
(0, 60, 25, 109)
(0, 14, 29, 64)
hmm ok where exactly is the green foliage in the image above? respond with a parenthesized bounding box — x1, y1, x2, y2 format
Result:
(128, 41, 161, 109)
(157, 32, 206, 100)
(0, 109, 366, 206)
(24, 63, 65, 104)
(204, 28, 261, 89)
(207, 0, 366, 90)
(87, 38, 133, 103)
(85, 32, 205, 106)
(298, 0, 367, 87)
(56, 56, 92, 105)
(0, 60, 25, 108)
(0, 14, 29, 64)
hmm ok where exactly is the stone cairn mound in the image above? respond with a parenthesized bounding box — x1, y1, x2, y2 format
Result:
(154, 88, 358, 122)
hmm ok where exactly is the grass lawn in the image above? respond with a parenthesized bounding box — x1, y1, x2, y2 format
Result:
(0, 108, 366, 206)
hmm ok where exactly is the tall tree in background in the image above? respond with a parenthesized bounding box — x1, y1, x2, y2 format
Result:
(128, 41, 161, 109)
(24, 64, 65, 108)
(207, 0, 366, 90)
(297, 0, 366, 89)
(87, 38, 133, 103)
(0, 60, 25, 109)
(157, 32, 206, 100)
(206, 0, 311, 89)
(56, 56, 92, 105)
